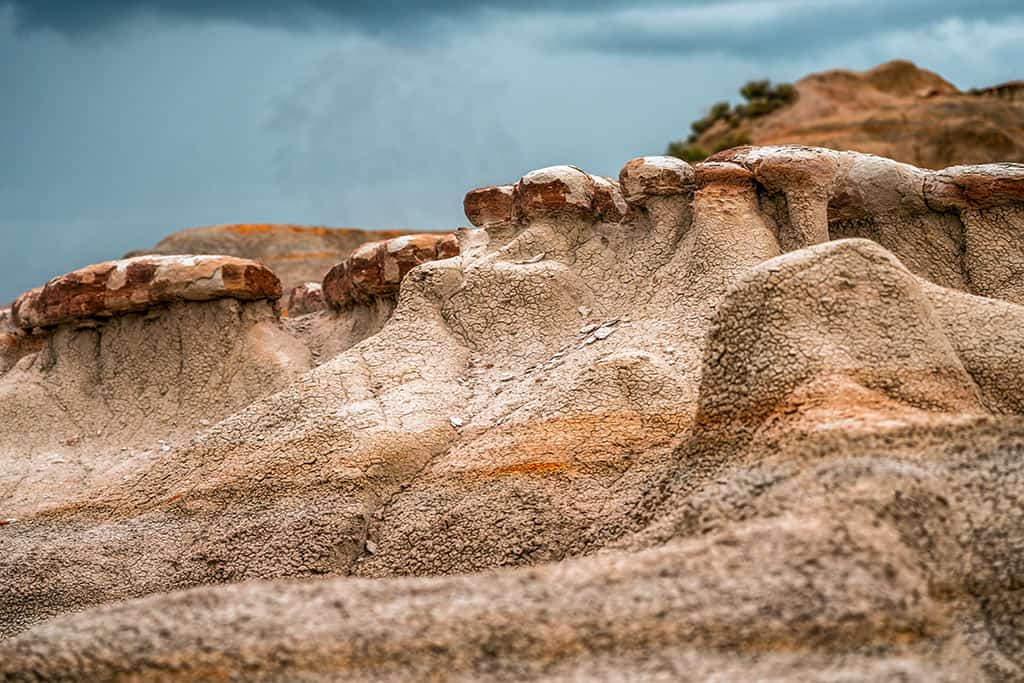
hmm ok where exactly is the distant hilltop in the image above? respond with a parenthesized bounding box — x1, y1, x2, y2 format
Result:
(669, 59, 1024, 168)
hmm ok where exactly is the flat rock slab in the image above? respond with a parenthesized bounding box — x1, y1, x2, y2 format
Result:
(12, 255, 282, 329)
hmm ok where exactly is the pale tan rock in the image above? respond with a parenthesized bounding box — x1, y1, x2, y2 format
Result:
(3, 147, 1024, 683)
(619, 155, 695, 202)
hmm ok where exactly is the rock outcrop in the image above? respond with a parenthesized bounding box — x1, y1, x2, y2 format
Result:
(11, 255, 281, 329)
(321, 233, 459, 309)
(2, 148, 1024, 682)
(684, 60, 1024, 168)
(284, 282, 326, 316)
(134, 223, 407, 292)
(0, 254, 309, 482)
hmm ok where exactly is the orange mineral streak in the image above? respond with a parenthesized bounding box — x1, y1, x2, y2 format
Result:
(216, 224, 408, 239)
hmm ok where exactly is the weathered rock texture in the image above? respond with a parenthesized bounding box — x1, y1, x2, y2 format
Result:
(2, 147, 1024, 683)
(0, 255, 310, 508)
(11, 255, 282, 329)
(134, 223, 407, 292)
(284, 282, 326, 317)
(690, 60, 1024, 168)
(321, 233, 459, 308)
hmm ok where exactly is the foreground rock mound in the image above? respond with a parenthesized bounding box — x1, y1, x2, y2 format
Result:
(134, 223, 407, 292)
(2, 148, 1024, 682)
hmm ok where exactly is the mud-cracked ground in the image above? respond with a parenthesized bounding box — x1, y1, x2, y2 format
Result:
(2, 146, 1024, 682)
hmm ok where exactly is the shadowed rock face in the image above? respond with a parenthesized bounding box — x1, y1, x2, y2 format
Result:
(2, 148, 1024, 682)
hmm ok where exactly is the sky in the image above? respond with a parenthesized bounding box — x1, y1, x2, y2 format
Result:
(1, 1, 1023, 303)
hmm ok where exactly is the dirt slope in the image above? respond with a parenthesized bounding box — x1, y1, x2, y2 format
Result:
(690, 60, 1024, 168)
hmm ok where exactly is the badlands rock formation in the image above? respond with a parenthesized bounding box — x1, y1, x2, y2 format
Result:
(688, 60, 1024, 168)
(2, 146, 1024, 682)
(284, 282, 326, 317)
(134, 223, 407, 293)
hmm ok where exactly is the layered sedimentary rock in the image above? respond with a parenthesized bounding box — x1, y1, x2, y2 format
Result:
(2, 147, 1024, 682)
(134, 223, 407, 291)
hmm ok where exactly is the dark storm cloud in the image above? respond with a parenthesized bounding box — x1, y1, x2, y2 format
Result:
(2, 0, 633, 34)
(567, 0, 1024, 58)
(6, 0, 1023, 58)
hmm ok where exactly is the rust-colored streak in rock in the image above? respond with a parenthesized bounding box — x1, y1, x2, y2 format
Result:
(619, 156, 696, 203)
(322, 233, 459, 309)
(514, 166, 597, 220)
(592, 177, 630, 223)
(463, 185, 515, 227)
(11, 255, 282, 329)
(284, 282, 326, 317)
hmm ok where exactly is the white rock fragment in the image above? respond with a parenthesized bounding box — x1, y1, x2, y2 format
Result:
(517, 253, 545, 264)
(580, 324, 599, 335)
(577, 306, 591, 318)
(665, 346, 676, 354)
(594, 326, 614, 340)
(160, 444, 172, 453)
(365, 540, 378, 555)
(449, 416, 464, 428)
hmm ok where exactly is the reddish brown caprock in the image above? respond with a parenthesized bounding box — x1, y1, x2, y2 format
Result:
(11, 255, 282, 329)
(285, 282, 327, 316)
(322, 233, 459, 308)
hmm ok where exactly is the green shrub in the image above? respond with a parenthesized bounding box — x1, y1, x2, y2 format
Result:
(666, 140, 709, 162)
(773, 83, 797, 104)
(668, 78, 796, 161)
(712, 131, 752, 153)
(740, 79, 772, 101)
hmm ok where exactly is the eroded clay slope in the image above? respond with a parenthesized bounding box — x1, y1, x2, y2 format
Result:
(2, 148, 1024, 682)
(0, 255, 311, 518)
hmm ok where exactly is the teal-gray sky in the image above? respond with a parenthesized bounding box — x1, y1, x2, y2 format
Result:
(2, 0, 1022, 302)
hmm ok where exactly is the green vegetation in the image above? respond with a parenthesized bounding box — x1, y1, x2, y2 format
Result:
(666, 79, 797, 162)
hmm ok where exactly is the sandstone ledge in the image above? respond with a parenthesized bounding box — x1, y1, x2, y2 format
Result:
(11, 255, 282, 330)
